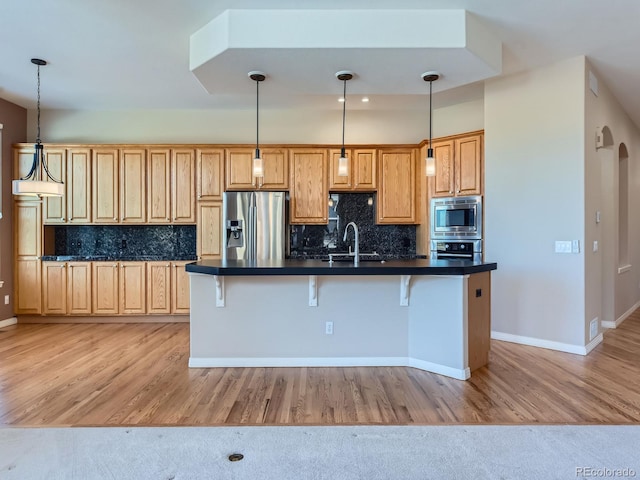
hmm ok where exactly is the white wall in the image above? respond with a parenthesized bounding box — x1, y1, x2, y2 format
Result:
(584, 60, 640, 328)
(484, 57, 587, 348)
(29, 99, 483, 145)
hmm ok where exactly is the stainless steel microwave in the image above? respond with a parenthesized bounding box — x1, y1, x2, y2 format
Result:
(430, 195, 482, 240)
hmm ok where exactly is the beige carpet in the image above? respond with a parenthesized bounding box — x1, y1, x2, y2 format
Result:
(1, 425, 639, 479)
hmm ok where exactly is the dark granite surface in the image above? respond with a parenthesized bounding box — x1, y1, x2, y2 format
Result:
(186, 259, 497, 276)
(44, 225, 197, 261)
(289, 193, 417, 259)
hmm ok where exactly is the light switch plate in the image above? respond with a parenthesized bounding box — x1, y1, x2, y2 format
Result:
(571, 240, 580, 253)
(555, 241, 572, 253)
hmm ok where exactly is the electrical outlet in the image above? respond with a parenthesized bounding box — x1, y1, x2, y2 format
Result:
(325, 321, 333, 335)
(4, 295, 9, 305)
(590, 318, 598, 341)
(555, 241, 571, 253)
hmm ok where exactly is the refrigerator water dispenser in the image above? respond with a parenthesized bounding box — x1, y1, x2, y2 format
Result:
(226, 220, 244, 248)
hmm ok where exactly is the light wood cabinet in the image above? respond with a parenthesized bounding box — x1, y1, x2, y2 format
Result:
(43, 262, 67, 315)
(329, 149, 377, 191)
(67, 148, 92, 223)
(92, 262, 119, 315)
(147, 262, 171, 314)
(197, 148, 225, 200)
(377, 148, 417, 224)
(197, 202, 222, 260)
(147, 149, 172, 223)
(171, 261, 191, 314)
(14, 200, 42, 315)
(289, 148, 328, 224)
(120, 262, 146, 314)
(225, 148, 288, 190)
(15, 259, 41, 314)
(92, 148, 119, 223)
(120, 149, 146, 223)
(431, 133, 483, 197)
(172, 149, 196, 223)
(67, 262, 92, 315)
(43, 149, 67, 223)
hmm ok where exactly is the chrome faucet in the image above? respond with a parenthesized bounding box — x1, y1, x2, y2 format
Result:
(343, 222, 359, 266)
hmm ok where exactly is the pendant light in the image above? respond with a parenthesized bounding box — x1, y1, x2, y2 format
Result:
(12, 58, 64, 197)
(422, 71, 439, 177)
(249, 71, 266, 178)
(336, 71, 353, 177)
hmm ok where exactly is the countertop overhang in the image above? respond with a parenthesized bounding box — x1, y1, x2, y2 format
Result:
(186, 259, 497, 276)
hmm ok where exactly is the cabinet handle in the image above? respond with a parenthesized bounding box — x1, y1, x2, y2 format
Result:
(198, 194, 202, 198)
(456, 189, 460, 193)
(114, 217, 117, 220)
(166, 263, 170, 267)
(60, 265, 65, 268)
(113, 264, 117, 268)
(61, 217, 65, 221)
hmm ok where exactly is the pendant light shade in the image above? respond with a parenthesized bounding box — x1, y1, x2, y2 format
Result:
(336, 71, 353, 177)
(249, 71, 266, 178)
(12, 58, 64, 197)
(422, 71, 440, 178)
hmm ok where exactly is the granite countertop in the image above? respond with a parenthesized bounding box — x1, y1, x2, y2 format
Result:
(40, 255, 198, 262)
(186, 258, 497, 276)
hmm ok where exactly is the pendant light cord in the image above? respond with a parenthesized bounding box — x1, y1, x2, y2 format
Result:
(36, 63, 41, 145)
(428, 79, 433, 148)
(341, 78, 347, 153)
(255, 78, 260, 156)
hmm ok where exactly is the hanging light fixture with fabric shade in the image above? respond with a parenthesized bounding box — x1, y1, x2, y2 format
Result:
(336, 71, 353, 177)
(248, 71, 266, 179)
(12, 59, 64, 197)
(422, 71, 440, 177)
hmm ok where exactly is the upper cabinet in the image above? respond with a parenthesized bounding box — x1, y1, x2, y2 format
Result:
(42, 148, 66, 223)
(376, 148, 417, 224)
(329, 148, 377, 191)
(289, 148, 328, 224)
(171, 149, 196, 223)
(66, 148, 92, 223)
(225, 148, 288, 191)
(197, 148, 224, 201)
(120, 149, 147, 223)
(92, 148, 120, 223)
(147, 149, 172, 223)
(431, 133, 483, 198)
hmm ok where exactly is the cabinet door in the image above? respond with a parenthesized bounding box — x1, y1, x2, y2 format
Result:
(353, 149, 377, 190)
(147, 262, 171, 314)
(67, 262, 92, 315)
(15, 259, 41, 314)
(148, 149, 171, 223)
(172, 262, 190, 314)
(120, 262, 146, 314)
(328, 148, 352, 190)
(43, 149, 67, 223)
(225, 148, 254, 190)
(92, 149, 119, 223)
(261, 148, 289, 190)
(14, 145, 36, 179)
(289, 149, 328, 224)
(43, 262, 67, 314)
(67, 148, 92, 223)
(197, 148, 224, 201)
(14, 201, 42, 258)
(430, 140, 455, 198)
(455, 134, 483, 196)
(377, 149, 417, 224)
(197, 202, 222, 259)
(120, 148, 146, 223)
(92, 262, 119, 315)
(172, 149, 196, 223)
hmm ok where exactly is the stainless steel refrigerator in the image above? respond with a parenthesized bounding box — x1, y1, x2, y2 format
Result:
(223, 191, 287, 261)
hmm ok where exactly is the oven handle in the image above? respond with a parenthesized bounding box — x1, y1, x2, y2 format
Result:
(435, 252, 474, 259)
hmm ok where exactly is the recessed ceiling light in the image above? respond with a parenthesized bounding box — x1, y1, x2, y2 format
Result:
(361, 97, 369, 102)
(338, 97, 345, 102)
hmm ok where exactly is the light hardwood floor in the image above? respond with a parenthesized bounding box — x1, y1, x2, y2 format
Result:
(1, 310, 640, 426)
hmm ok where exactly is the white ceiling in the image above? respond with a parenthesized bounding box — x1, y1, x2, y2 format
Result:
(1, 0, 640, 125)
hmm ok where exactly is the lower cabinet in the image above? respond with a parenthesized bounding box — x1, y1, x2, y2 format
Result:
(16, 259, 42, 315)
(38, 260, 190, 317)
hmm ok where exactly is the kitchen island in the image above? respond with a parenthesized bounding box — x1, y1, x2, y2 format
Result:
(186, 259, 497, 380)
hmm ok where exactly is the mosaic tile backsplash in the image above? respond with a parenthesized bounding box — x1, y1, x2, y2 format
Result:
(48, 225, 196, 260)
(289, 193, 418, 259)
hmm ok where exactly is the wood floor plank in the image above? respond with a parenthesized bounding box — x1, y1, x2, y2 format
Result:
(1, 311, 640, 426)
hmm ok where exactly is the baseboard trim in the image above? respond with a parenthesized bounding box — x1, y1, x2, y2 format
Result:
(601, 299, 640, 329)
(0, 317, 17, 329)
(189, 356, 470, 380)
(491, 330, 603, 356)
(16, 315, 189, 324)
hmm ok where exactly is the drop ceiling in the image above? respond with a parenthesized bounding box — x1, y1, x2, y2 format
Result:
(1, 0, 639, 125)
